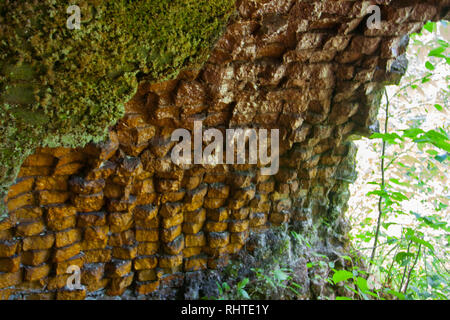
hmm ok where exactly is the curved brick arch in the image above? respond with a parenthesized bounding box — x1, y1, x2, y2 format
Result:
(0, 0, 448, 300)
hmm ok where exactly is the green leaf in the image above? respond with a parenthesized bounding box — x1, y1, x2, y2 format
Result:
(370, 132, 402, 143)
(425, 61, 435, 71)
(332, 270, 354, 284)
(425, 149, 438, 156)
(336, 296, 353, 300)
(389, 178, 409, 186)
(423, 21, 436, 33)
(428, 47, 446, 58)
(222, 282, 230, 292)
(394, 252, 415, 265)
(402, 128, 424, 139)
(273, 269, 289, 282)
(437, 39, 449, 48)
(239, 289, 250, 299)
(386, 289, 405, 300)
(237, 278, 249, 290)
(409, 236, 434, 252)
(356, 277, 369, 292)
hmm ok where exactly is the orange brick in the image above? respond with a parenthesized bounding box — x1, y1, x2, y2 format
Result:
(53, 162, 84, 176)
(136, 228, 159, 242)
(56, 288, 86, 300)
(231, 207, 250, 220)
(249, 212, 267, 227)
(77, 211, 106, 227)
(47, 205, 77, 221)
(183, 247, 202, 258)
(163, 235, 184, 255)
(53, 242, 81, 262)
(0, 255, 21, 272)
(185, 232, 206, 247)
(160, 190, 185, 203)
(57, 152, 86, 168)
(229, 220, 250, 233)
(106, 260, 132, 278)
(21, 249, 51, 266)
(137, 242, 159, 256)
(47, 274, 70, 290)
(16, 219, 45, 236)
(161, 212, 183, 229)
(55, 228, 82, 248)
(23, 153, 55, 167)
(160, 202, 182, 218)
(24, 263, 51, 281)
(7, 193, 34, 212)
(7, 178, 34, 199)
(81, 263, 105, 286)
(81, 239, 107, 250)
(0, 229, 13, 241)
(183, 222, 204, 234)
(134, 256, 158, 270)
(18, 166, 52, 178)
(108, 230, 135, 247)
(35, 176, 68, 191)
(159, 254, 183, 269)
(107, 273, 133, 296)
(135, 280, 160, 295)
(203, 198, 227, 209)
(82, 248, 111, 264)
(184, 256, 207, 271)
(47, 215, 77, 231)
(137, 269, 157, 282)
(14, 207, 43, 222)
(0, 271, 22, 289)
(208, 232, 230, 248)
(161, 224, 182, 243)
(204, 221, 228, 233)
(230, 230, 249, 245)
(72, 193, 104, 213)
(39, 191, 70, 206)
(84, 225, 109, 242)
(207, 207, 229, 221)
(184, 208, 206, 224)
(108, 211, 133, 233)
(112, 245, 137, 260)
(0, 240, 18, 258)
(134, 205, 158, 223)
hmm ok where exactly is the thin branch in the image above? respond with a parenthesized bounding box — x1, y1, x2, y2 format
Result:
(403, 244, 422, 294)
(369, 88, 390, 270)
(382, 243, 401, 291)
(399, 240, 413, 292)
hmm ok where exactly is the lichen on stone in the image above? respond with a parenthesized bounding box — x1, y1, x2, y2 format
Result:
(0, 0, 236, 216)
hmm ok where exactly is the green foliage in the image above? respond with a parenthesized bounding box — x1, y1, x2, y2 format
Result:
(349, 22, 450, 300)
(0, 0, 235, 216)
(213, 279, 251, 300)
(251, 265, 303, 297)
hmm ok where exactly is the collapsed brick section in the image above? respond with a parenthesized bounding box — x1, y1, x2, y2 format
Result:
(0, 0, 448, 300)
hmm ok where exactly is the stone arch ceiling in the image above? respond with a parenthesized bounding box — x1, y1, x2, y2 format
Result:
(0, 0, 448, 299)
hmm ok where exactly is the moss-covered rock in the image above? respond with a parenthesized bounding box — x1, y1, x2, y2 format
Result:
(0, 0, 236, 216)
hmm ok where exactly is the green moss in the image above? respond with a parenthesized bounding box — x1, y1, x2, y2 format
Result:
(0, 0, 236, 217)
